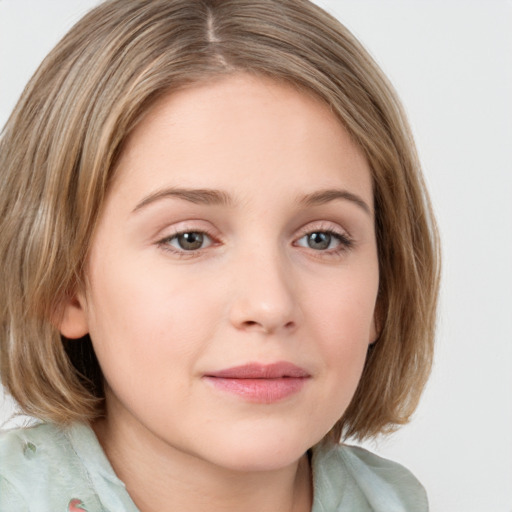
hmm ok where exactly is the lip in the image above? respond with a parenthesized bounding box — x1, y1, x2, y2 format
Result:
(203, 362, 310, 403)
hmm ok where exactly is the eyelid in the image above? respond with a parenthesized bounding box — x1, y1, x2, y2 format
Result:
(292, 221, 355, 253)
(153, 220, 355, 258)
(154, 219, 219, 241)
(155, 221, 222, 257)
(167, 230, 213, 249)
(294, 220, 351, 240)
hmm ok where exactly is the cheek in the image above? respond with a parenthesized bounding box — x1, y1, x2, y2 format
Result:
(307, 267, 378, 343)
(317, 300, 371, 385)
(84, 257, 224, 372)
(297, 303, 372, 442)
(304, 268, 377, 400)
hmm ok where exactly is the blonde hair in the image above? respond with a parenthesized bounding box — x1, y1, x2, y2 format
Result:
(0, 0, 440, 440)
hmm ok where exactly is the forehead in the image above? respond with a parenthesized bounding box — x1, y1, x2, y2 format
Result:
(110, 73, 372, 209)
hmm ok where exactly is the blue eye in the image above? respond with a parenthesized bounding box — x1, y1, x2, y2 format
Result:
(296, 231, 351, 251)
(165, 231, 213, 251)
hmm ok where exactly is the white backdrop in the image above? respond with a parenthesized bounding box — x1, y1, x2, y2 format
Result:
(1, 1, 511, 511)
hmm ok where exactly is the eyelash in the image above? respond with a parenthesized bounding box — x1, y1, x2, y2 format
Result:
(156, 226, 354, 258)
(293, 227, 354, 256)
(157, 228, 219, 258)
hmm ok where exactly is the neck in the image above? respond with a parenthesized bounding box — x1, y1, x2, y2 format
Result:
(92, 415, 313, 512)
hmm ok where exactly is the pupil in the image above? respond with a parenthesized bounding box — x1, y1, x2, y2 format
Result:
(308, 232, 330, 250)
(178, 232, 203, 250)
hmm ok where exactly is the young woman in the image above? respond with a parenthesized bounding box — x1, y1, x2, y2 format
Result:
(0, 1, 440, 510)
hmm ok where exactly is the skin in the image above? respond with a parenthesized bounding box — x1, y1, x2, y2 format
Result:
(60, 73, 379, 512)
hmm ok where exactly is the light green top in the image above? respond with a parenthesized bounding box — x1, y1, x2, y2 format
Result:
(0, 422, 428, 511)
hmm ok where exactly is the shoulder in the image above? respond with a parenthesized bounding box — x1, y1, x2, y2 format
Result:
(0, 422, 108, 511)
(311, 442, 428, 512)
(0, 421, 73, 473)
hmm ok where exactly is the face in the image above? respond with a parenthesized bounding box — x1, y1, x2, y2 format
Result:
(62, 74, 379, 472)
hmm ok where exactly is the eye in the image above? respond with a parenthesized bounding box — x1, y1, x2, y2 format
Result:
(295, 230, 352, 251)
(162, 231, 213, 251)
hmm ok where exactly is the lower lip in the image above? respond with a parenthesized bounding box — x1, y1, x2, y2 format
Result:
(203, 377, 308, 403)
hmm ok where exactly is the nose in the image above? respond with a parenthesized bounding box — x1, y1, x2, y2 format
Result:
(228, 247, 298, 335)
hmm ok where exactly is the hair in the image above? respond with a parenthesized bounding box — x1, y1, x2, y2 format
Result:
(0, 0, 440, 441)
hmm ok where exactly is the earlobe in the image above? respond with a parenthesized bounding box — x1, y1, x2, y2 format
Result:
(369, 308, 382, 346)
(369, 319, 378, 346)
(53, 293, 89, 339)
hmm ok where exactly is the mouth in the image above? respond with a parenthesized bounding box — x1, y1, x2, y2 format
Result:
(203, 362, 310, 403)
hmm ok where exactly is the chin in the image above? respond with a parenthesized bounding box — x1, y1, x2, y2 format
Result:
(200, 427, 320, 473)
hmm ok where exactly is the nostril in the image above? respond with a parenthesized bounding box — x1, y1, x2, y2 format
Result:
(239, 319, 296, 334)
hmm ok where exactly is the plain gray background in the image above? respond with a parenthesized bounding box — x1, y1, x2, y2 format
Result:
(1, 1, 511, 510)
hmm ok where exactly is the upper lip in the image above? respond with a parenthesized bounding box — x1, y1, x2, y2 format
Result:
(205, 362, 310, 379)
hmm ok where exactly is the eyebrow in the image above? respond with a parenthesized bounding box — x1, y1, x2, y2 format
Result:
(132, 187, 233, 212)
(299, 189, 372, 215)
(132, 186, 371, 215)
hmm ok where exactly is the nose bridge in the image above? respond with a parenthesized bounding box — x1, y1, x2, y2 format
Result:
(229, 238, 297, 333)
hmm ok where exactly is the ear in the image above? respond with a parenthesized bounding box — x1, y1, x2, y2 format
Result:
(369, 303, 383, 346)
(53, 292, 89, 339)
